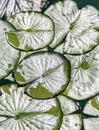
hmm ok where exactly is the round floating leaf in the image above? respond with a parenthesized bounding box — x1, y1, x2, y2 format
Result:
(60, 114, 82, 130)
(0, 84, 62, 130)
(58, 95, 78, 115)
(0, 20, 20, 80)
(0, 0, 48, 19)
(83, 118, 99, 130)
(45, 0, 99, 54)
(6, 11, 54, 51)
(15, 52, 71, 99)
(83, 95, 99, 116)
(63, 45, 99, 100)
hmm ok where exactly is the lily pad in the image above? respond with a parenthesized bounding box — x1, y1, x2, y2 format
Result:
(15, 52, 71, 99)
(63, 45, 99, 100)
(0, 84, 62, 130)
(6, 11, 54, 51)
(57, 94, 82, 130)
(83, 118, 99, 130)
(0, 0, 48, 19)
(58, 95, 78, 115)
(19, 47, 48, 62)
(0, 20, 20, 80)
(83, 95, 99, 116)
(45, 0, 99, 54)
(60, 114, 82, 130)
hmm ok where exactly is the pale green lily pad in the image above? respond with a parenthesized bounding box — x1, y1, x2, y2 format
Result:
(15, 52, 71, 99)
(58, 95, 78, 115)
(60, 114, 82, 130)
(7, 11, 54, 51)
(0, 20, 20, 80)
(0, 84, 62, 130)
(83, 95, 99, 116)
(45, 0, 99, 54)
(84, 118, 99, 130)
(63, 45, 99, 100)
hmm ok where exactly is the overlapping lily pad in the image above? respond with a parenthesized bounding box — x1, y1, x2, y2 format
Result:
(0, 84, 62, 130)
(60, 114, 82, 130)
(45, 0, 99, 54)
(0, 0, 48, 19)
(83, 95, 99, 116)
(57, 95, 82, 130)
(6, 11, 54, 51)
(15, 52, 71, 99)
(57, 95, 78, 115)
(63, 45, 99, 100)
(0, 20, 20, 80)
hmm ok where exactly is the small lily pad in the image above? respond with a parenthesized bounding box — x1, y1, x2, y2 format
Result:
(15, 52, 71, 99)
(83, 95, 99, 116)
(58, 95, 78, 115)
(7, 11, 54, 51)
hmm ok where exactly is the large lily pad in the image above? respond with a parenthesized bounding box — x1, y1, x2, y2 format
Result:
(0, 20, 20, 80)
(15, 52, 71, 99)
(83, 118, 99, 130)
(45, 0, 99, 54)
(63, 45, 99, 100)
(0, 84, 62, 130)
(6, 11, 54, 51)
(0, 0, 48, 19)
(83, 95, 99, 116)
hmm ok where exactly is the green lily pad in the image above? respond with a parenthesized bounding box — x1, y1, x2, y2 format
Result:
(83, 95, 99, 116)
(0, 20, 20, 80)
(6, 11, 54, 51)
(58, 95, 78, 115)
(63, 45, 99, 100)
(0, 84, 62, 130)
(84, 118, 99, 130)
(45, 0, 99, 54)
(60, 114, 82, 130)
(15, 52, 71, 99)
